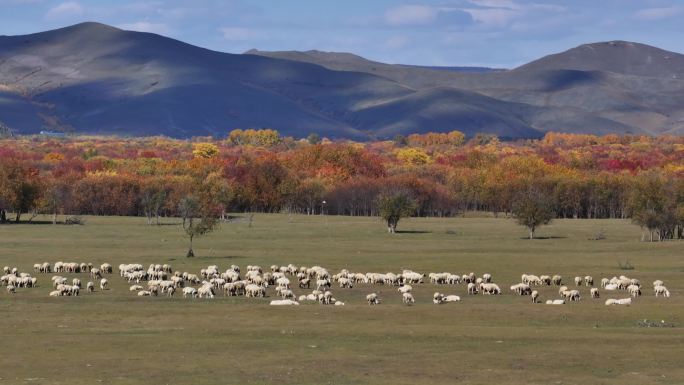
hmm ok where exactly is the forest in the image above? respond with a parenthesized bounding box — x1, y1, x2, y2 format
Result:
(1, 130, 683, 240)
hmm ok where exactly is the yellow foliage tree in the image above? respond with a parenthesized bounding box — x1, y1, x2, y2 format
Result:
(396, 148, 431, 165)
(192, 143, 219, 159)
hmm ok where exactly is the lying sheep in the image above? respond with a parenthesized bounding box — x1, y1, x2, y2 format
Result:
(129, 285, 143, 291)
(605, 298, 631, 306)
(545, 299, 565, 305)
(138, 290, 152, 296)
(270, 299, 299, 306)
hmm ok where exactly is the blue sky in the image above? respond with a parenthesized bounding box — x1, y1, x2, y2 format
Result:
(1, 0, 683, 68)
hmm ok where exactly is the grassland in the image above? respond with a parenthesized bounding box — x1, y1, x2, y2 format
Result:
(0, 214, 682, 385)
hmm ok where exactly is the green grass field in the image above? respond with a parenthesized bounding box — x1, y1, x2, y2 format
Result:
(0, 215, 682, 385)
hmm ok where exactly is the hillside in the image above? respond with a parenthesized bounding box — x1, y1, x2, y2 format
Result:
(1, 22, 683, 138)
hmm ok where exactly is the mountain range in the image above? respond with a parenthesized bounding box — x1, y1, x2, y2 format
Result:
(1, 22, 683, 139)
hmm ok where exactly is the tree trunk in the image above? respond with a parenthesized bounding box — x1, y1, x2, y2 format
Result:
(15, 212, 21, 223)
(529, 227, 535, 239)
(187, 235, 195, 257)
(52, 211, 57, 225)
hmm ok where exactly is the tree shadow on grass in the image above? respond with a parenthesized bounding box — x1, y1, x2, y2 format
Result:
(0, 220, 78, 226)
(195, 255, 249, 260)
(395, 230, 433, 234)
(518, 236, 567, 240)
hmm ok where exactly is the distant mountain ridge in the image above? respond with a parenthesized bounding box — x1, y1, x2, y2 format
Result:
(1, 22, 683, 139)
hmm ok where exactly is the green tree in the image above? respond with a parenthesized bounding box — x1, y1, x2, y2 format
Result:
(377, 191, 416, 233)
(178, 195, 218, 257)
(307, 133, 321, 145)
(512, 188, 554, 239)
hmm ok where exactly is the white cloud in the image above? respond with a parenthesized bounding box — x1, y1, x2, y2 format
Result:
(118, 21, 169, 35)
(463, 7, 519, 27)
(220, 27, 259, 41)
(384, 5, 438, 26)
(45, 1, 83, 20)
(634, 6, 683, 21)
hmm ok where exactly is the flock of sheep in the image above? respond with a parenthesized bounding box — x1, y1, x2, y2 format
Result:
(0, 261, 673, 307)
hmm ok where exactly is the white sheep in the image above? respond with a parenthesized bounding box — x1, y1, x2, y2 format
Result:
(531, 290, 539, 303)
(270, 299, 300, 305)
(183, 287, 198, 298)
(397, 285, 412, 294)
(86, 281, 94, 293)
(590, 288, 599, 298)
(654, 285, 670, 298)
(100, 278, 108, 290)
(366, 293, 380, 305)
(584, 276, 593, 286)
(402, 292, 415, 305)
(574, 276, 583, 286)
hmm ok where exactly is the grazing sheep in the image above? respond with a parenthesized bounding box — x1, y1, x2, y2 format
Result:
(604, 283, 618, 291)
(86, 281, 94, 293)
(338, 277, 353, 289)
(6, 284, 16, 294)
(590, 288, 599, 298)
(552, 275, 562, 286)
(198, 285, 214, 299)
(653, 280, 664, 287)
(654, 285, 670, 298)
(100, 278, 108, 290)
(480, 283, 501, 295)
(402, 292, 415, 305)
(398, 285, 412, 294)
(531, 290, 539, 303)
(558, 285, 568, 296)
(574, 276, 583, 286)
(366, 293, 380, 305)
(467, 282, 478, 295)
(182, 287, 198, 298)
(539, 275, 551, 286)
(298, 278, 310, 289)
(72, 278, 81, 288)
(584, 276, 593, 286)
(627, 284, 641, 298)
(510, 283, 532, 295)
(601, 278, 610, 288)
(482, 273, 492, 283)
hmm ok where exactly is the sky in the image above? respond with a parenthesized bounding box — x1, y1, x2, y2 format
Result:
(1, 0, 684, 68)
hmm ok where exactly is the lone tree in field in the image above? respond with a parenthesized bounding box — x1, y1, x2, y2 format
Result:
(377, 191, 416, 233)
(512, 188, 554, 239)
(179, 195, 218, 257)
